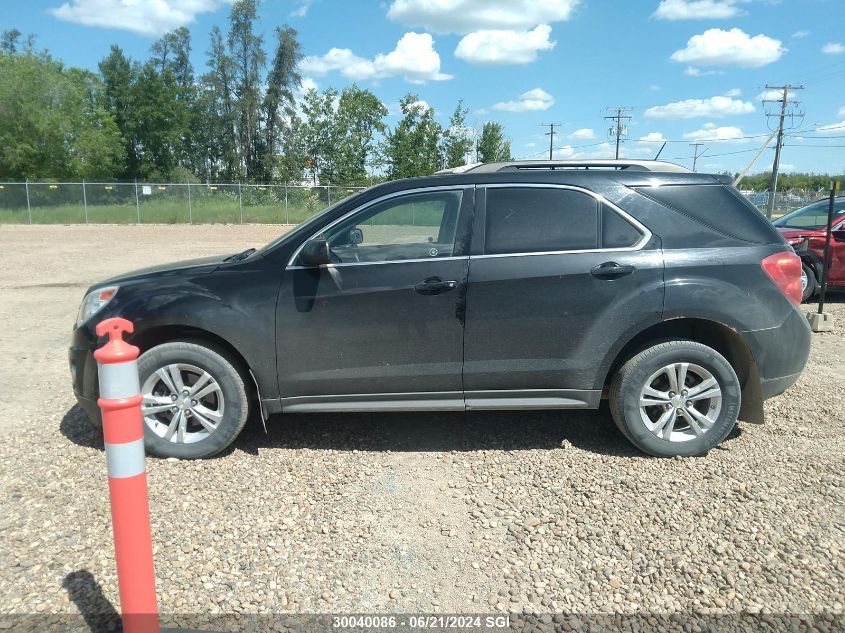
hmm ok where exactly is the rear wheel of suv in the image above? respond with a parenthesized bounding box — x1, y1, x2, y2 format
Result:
(800, 263, 817, 303)
(137, 342, 250, 459)
(609, 341, 740, 457)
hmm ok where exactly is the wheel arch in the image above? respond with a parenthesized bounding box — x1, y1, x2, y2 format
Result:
(131, 325, 256, 395)
(603, 317, 763, 424)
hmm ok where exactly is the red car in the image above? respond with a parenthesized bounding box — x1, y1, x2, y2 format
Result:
(773, 196, 845, 302)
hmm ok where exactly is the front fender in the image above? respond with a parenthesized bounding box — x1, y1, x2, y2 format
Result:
(90, 261, 281, 399)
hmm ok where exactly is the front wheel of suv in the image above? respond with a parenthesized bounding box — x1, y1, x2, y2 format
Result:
(609, 340, 741, 457)
(137, 341, 250, 459)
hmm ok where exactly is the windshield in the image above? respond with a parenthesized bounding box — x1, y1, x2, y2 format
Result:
(772, 198, 845, 230)
(255, 187, 372, 254)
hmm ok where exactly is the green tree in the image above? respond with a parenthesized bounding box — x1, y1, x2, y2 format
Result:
(98, 45, 139, 177)
(150, 28, 199, 176)
(1, 29, 21, 54)
(477, 121, 511, 163)
(228, 0, 265, 178)
(299, 87, 338, 184)
(260, 26, 302, 181)
(202, 26, 238, 179)
(384, 93, 442, 179)
(0, 52, 124, 179)
(334, 85, 387, 184)
(441, 99, 473, 169)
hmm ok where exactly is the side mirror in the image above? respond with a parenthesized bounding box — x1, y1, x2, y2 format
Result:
(349, 227, 364, 245)
(832, 230, 845, 243)
(299, 237, 330, 266)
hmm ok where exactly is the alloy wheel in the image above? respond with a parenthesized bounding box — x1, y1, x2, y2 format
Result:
(638, 362, 723, 442)
(141, 363, 225, 444)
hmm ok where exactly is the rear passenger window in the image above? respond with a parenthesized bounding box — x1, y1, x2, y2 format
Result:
(485, 188, 598, 254)
(602, 205, 643, 248)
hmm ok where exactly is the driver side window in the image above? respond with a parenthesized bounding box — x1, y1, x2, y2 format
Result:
(324, 190, 464, 264)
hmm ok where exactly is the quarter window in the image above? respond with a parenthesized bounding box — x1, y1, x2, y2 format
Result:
(323, 190, 463, 263)
(602, 204, 643, 248)
(484, 188, 599, 255)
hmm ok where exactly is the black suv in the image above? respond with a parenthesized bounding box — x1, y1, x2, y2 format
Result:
(70, 160, 811, 459)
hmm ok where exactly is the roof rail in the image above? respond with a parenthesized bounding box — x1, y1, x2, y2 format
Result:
(459, 160, 691, 174)
(433, 162, 484, 175)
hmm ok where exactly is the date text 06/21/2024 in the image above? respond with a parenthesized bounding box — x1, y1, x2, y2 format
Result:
(332, 615, 512, 629)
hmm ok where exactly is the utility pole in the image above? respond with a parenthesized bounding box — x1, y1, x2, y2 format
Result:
(605, 107, 632, 159)
(690, 143, 706, 172)
(542, 123, 560, 160)
(763, 84, 804, 219)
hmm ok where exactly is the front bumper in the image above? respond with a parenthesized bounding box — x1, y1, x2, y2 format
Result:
(69, 325, 101, 426)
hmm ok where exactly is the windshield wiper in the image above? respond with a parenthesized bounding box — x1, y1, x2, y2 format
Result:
(224, 247, 256, 262)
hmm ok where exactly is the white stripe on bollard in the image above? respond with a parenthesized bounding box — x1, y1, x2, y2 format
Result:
(98, 361, 141, 399)
(105, 439, 147, 479)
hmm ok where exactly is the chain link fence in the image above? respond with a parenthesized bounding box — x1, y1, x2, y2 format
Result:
(0, 181, 830, 225)
(0, 181, 366, 225)
(739, 190, 829, 217)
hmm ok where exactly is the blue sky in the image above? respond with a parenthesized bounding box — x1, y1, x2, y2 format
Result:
(3, 0, 845, 175)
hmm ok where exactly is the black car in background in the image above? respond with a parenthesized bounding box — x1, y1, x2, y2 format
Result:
(70, 160, 811, 459)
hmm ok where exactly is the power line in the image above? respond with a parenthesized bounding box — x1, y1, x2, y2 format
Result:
(604, 107, 632, 159)
(541, 123, 561, 160)
(762, 83, 804, 219)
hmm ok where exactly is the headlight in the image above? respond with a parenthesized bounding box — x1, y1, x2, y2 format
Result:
(76, 286, 119, 327)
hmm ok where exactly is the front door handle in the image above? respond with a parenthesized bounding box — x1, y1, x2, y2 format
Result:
(414, 277, 459, 295)
(591, 261, 635, 279)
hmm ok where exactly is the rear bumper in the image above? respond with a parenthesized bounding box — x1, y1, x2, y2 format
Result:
(741, 307, 811, 400)
(761, 372, 802, 399)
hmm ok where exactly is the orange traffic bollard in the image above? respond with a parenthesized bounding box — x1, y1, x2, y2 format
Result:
(95, 317, 160, 633)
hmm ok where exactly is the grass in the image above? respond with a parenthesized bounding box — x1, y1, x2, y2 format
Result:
(0, 197, 336, 225)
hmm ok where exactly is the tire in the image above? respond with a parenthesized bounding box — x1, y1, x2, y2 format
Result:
(136, 341, 250, 459)
(801, 263, 817, 303)
(609, 340, 740, 457)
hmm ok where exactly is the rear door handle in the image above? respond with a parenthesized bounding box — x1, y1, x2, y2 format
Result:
(414, 277, 459, 295)
(591, 262, 635, 279)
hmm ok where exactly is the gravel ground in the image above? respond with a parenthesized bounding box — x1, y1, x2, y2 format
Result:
(0, 225, 843, 632)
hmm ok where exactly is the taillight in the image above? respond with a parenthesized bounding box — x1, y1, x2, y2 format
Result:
(761, 251, 803, 305)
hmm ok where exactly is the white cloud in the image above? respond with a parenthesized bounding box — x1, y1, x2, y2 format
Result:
(49, 0, 228, 36)
(492, 87, 554, 112)
(569, 142, 613, 159)
(639, 132, 666, 142)
(525, 142, 536, 148)
(291, 0, 313, 18)
(816, 120, 845, 135)
(300, 77, 319, 93)
(683, 122, 746, 142)
(671, 28, 786, 68)
(756, 88, 798, 101)
(653, 0, 743, 20)
(553, 145, 576, 159)
(791, 30, 810, 39)
(723, 88, 742, 97)
(684, 66, 720, 76)
(387, 0, 579, 34)
(645, 95, 755, 119)
(301, 32, 452, 84)
(822, 42, 845, 55)
(839, 106, 845, 118)
(649, 84, 662, 91)
(455, 25, 555, 64)
(568, 128, 595, 140)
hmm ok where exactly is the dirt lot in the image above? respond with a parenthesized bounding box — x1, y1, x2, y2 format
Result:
(0, 225, 843, 631)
